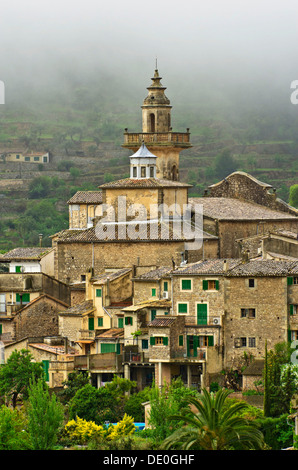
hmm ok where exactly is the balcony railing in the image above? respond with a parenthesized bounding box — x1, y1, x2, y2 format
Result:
(171, 349, 206, 361)
(123, 131, 191, 146)
(74, 352, 122, 372)
(123, 351, 150, 363)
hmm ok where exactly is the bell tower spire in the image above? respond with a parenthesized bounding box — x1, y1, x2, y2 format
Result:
(123, 66, 191, 181)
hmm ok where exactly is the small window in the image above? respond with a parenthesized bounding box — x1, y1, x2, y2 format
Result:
(241, 308, 256, 318)
(248, 279, 255, 288)
(34, 156, 40, 161)
(178, 303, 188, 314)
(96, 288, 102, 297)
(142, 339, 148, 349)
(290, 305, 298, 315)
(16, 154, 20, 159)
(43, 156, 48, 163)
(88, 317, 94, 331)
(151, 309, 156, 321)
(203, 280, 219, 290)
(81, 274, 86, 282)
(248, 337, 256, 347)
(240, 337, 247, 347)
(125, 316, 133, 326)
(179, 335, 184, 346)
(141, 166, 146, 177)
(98, 317, 103, 327)
(150, 166, 154, 177)
(15, 266, 22, 273)
(164, 281, 168, 292)
(181, 279, 191, 290)
(25, 156, 30, 161)
(151, 288, 156, 297)
(151, 336, 168, 346)
(133, 166, 137, 177)
(294, 277, 298, 285)
(118, 318, 124, 328)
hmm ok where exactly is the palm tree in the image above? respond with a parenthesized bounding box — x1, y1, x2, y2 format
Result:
(162, 388, 264, 450)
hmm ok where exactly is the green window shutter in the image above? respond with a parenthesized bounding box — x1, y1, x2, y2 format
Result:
(101, 343, 116, 354)
(116, 343, 121, 355)
(142, 339, 148, 349)
(179, 335, 184, 346)
(197, 303, 208, 325)
(193, 336, 199, 357)
(208, 335, 214, 346)
(125, 316, 133, 326)
(215, 280, 219, 290)
(98, 317, 103, 327)
(164, 311, 169, 315)
(288, 277, 294, 286)
(16, 293, 30, 303)
(151, 288, 156, 297)
(202, 280, 208, 290)
(163, 336, 168, 346)
(42, 360, 49, 381)
(88, 317, 94, 331)
(288, 329, 292, 342)
(118, 318, 124, 328)
(164, 281, 168, 292)
(150, 336, 155, 346)
(178, 303, 188, 314)
(15, 266, 22, 273)
(151, 309, 156, 321)
(182, 279, 191, 290)
(96, 288, 102, 297)
(0, 324, 2, 335)
(290, 305, 294, 316)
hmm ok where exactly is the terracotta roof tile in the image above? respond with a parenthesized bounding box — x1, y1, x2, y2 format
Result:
(67, 191, 103, 204)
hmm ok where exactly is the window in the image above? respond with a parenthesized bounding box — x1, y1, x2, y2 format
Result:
(151, 309, 156, 321)
(202, 280, 219, 290)
(179, 335, 184, 346)
(288, 277, 298, 285)
(34, 156, 40, 161)
(16, 293, 30, 303)
(101, 343, 116, 354)
(141, 166, 146, 177)
(150, 166, 154, 177)
(142, 339, 148, 349)
(16, 154, 20, 159)
(15, 266, 22, 273)
(88, 317, 94, 331)
(150, 336, 168, 346)
(96, 288, 102, 297)
(43, 156, 48, 163)
(197, 303, 208, 325)
(118, 318, 124, 328)
(181, 279, 191, 290)
(125, 316, 133, 326)
(164, 281, 168, 292)
(248, 337, 256, 348)
(290, 305, 298, 315)
(241, 308, 256, 318)
(151, 288, 156, 297)
(178, 303, 188, 314)
(81, 274, 86, 282)
(42, 360, 49, 381)
(98, 317, 103, 327)
(133, 166, 137, 177)
(240, 337, 247, 347)
(25, 156, 30, 161)
(294, 277, 298, 285)
(248, 278, 255, 288)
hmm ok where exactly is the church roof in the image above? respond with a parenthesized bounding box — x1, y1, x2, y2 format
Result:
(67, 191, 103, 204)
(100, 177, 191, 189)
(130, 143, 157, 159)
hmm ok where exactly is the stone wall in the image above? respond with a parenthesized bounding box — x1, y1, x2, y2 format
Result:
(224, 276, 288, 367)
(13, 296, 68, 341)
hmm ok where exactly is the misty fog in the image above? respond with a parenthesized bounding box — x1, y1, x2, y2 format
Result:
(1, 0, 298, 123)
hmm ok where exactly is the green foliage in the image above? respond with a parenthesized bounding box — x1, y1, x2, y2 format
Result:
(26, 378, 64, 450)
(0, 405, 30, 450)
(214, 148, 238, 179)
(256, 414, 293, 450)
(124, 387, 151, 422)
(162, 388, 264, 450)
(58, 371, 89, 404)
(148, 378, 199, 443)
(0, 349, 44, 408)
(289, 184, 298, 208)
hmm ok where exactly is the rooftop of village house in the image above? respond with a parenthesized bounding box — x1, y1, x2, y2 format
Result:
(67, 190, 103, 204)
(99, 177, 192, 189)
(0, 247, 53, 261)
(189, 197, 298, 221)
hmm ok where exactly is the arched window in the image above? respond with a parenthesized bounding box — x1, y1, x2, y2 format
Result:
(149, 113, 155, 132)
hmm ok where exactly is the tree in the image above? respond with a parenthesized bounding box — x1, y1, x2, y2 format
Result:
(26, 378, 64, 450)
(289, 184, 298, 208)
(163, 388, 264, 450)
(0, 405, 30, 450)
(58, 371, 89, 404)
(0, 349, 44, 408)
(214, 148, 237, 179)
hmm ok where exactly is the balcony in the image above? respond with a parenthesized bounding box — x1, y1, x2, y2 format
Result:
(123, 131, 191, 148)
(78, 329, 96, 341)
(171, 349, 206, 361)
(74, 352, 122, 372)
(123, 351, 151, 364)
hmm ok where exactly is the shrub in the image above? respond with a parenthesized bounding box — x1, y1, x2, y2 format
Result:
(64, 417, 105, 445)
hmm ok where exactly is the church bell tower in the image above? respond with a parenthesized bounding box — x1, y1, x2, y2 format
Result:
(123, 67, 191, 181)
